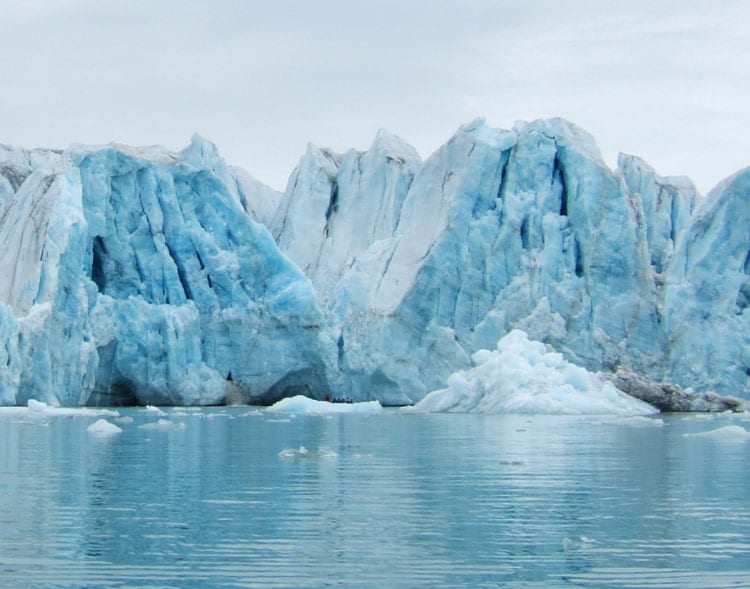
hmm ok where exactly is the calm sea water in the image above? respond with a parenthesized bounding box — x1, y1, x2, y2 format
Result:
(1, 407, 749, 588)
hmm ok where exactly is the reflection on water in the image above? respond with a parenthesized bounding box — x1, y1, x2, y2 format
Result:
(1, 408, 749, 587)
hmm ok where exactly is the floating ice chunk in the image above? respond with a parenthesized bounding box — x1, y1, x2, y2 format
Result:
(143, 405, 166, 416)
(278, 446, 338, 460)
(114, 416, 134, 424)
(563, 536, 596, 551)
(267, 395, 383, 414)
(607, 416, 665, 427)
(413, 330, 658, 415)
(27, 399, 50, 413)
(23, 399, 119, 418)
(138, 419, 186, 431)
(684, 425, 750, 442)
(87, 419, 122, 436)
(279, 446, 309, 459)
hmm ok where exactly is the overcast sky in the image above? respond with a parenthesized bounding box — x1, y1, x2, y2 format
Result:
(1, 0, 748, 194)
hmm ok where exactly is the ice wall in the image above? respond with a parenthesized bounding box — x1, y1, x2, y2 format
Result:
(0, 138, 330, 406)
(663, 167, 750, 397)
(274, 118, 748, 402)
(1, 117, 748, 406)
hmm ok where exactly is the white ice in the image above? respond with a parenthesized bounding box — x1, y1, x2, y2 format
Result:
(138, 419, 186, 431)
(267, 395, 383, 414)
(412, 330, 658, 415)
(87, 418, 123, 436)
(684, 425, 750, 442)
(278, 446, 339, 460)
(0, 399, 119, 418)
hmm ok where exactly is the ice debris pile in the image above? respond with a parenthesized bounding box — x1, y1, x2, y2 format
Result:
(0, 118, 748, 407)
(412, 330, 657, 415)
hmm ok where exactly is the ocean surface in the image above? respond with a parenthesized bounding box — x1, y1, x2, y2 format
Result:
(1, 406, 749, 588)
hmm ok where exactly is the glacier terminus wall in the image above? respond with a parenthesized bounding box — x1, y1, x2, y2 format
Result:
(0, 118, 747, 406)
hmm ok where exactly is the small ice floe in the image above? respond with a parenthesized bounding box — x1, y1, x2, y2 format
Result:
(87, 419, 123, 436)
(114, 416, 134, 424)
(205, 412, 229, 419)
(24, 399, 119, 418)
(138, 419, 185, 432)
(683, 425, 750, 442)
(563, 536, 597, 551)
(278, 446, 338, 461)
(279, 446, 309, 459)
(240, 409, 262, 417)
(606, 415, 665, 427)
(267, 395, 383, 415)
(693, 412, 719, 420)
(142, 405, 166, 416)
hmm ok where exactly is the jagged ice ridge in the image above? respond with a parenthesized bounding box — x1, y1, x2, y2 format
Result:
(0, 117, 747, 408)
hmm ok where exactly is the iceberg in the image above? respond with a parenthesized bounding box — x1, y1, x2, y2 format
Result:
(267, 395, 383, 414)
(684, 425, 750, 442)
(87, 418, 123, 436)
(411, 330, 658, 415)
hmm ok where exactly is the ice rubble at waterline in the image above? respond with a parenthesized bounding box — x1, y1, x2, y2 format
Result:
(412, 330, 658, 415)
(0, 117, 747, 409)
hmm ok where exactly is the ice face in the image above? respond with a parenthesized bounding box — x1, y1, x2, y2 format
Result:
(0, 118, 748, 406)
(273, 118, 748, 403)
(0, 137, 331, 406)
(663, 167, 750, 398)
(296, 119, 664, 403)
(272, 130, 420, 304)
(617, 153, 698, 276)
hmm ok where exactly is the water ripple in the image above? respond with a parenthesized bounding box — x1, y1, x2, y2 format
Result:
(1, 411, 749, 587)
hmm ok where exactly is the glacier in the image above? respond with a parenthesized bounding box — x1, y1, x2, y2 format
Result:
(0, 118, 748, 407)
(0, 137, 330, 406)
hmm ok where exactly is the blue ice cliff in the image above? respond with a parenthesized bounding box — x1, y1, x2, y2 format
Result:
(0, 137, 329, 406)
(0, 119, 747, 406)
